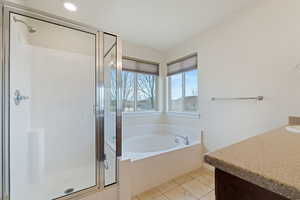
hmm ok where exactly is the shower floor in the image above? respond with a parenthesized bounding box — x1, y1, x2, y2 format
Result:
(11, 164, 96, 200)
(11, 146, 116, 200)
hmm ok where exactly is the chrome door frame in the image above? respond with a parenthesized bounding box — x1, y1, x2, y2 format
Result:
(0, 2, 3, 200)
(115, 36, 122, 192)
(116, 36, 122, 159)
(102, 33, 122, 187)
(0, 1, 121, 200)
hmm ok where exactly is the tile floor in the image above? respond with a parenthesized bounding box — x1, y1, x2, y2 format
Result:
(132, 168, 215, 200)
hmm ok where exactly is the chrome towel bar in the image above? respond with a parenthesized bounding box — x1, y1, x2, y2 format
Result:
(211, 96, 264, 101)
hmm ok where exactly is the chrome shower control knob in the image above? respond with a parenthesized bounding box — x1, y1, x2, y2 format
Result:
(14, 89, 29, 105)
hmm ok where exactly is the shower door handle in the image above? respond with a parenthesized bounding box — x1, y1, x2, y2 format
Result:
(14, 90, 29, 105)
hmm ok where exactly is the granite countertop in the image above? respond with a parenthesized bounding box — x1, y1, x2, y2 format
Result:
(205, 127, 300, 200)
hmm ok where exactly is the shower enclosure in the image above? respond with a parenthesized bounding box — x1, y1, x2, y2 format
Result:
(0, 2, 122, 200)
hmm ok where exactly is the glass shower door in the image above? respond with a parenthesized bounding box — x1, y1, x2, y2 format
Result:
(8, 13, 98, 200)
(103, 33, 122, 186)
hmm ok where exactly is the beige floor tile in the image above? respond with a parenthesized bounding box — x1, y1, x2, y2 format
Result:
(138, 188, 162, 200)
(188, 168, 214, 179)
(157, 180, 178, 193)
(153, 195, 169, 200)
(137, 194, 169, 200)
(204, 169, 214, 177)
(200, 191, 215, 200)
(206, 169, 214, 177)
(132, 197, 139, 200)
(137, 169, 216, 200)
(182, 179, 213, 199)
(173, 174, 194, 185)
(164, 186, 198, 200)
(197, 174, 215, 189)
(186, 168, 205, 178)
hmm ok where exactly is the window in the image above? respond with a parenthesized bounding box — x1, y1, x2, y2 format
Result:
(169, 73, 183, 111)
(122, 71, 135, 111)
(168, 54, 198, 112)
(137, 73, 157, 111)
(122, 57, 159, 112)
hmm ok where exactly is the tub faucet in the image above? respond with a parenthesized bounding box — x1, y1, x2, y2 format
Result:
(174, 134, 190, 145)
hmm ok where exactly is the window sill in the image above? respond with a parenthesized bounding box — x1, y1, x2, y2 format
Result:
(166, 112, 200, 119)
(122, 111, 162, 117)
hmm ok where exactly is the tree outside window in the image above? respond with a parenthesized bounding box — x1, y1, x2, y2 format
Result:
(122, 71, 158, 112)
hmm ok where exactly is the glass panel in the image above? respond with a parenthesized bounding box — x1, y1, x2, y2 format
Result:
(137, 73, 157, 111)
(122, 71, 135, 112)
(104, 33, 117, 186)
(9, 14, 97, 199)
(184, 70, 198, 112)
(169, 73, 183, 111)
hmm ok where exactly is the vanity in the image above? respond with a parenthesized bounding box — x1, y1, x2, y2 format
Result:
(205, 117, 300, 200)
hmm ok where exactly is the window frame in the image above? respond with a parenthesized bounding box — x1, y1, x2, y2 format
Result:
(167, 62, 199, 113)
(122, 57, 159, 113)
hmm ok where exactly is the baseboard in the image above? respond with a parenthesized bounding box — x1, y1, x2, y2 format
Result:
(203, 162, 215, 172)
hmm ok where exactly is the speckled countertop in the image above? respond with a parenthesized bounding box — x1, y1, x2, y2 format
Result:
(205, 127, 300, 200)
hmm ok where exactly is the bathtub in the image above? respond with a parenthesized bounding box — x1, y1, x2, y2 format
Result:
(123, 133, 200, 161)
(120, 124, 203, 196)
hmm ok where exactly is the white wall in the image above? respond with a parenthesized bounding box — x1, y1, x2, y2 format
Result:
(30, 46, 96, 174)
(122, 41, 166, 128)
(165, 0, 300, 152)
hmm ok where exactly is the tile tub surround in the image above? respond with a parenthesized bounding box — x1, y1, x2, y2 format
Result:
(121, 124, 203, 196)
(204, 127, 300, 199)
(124, 143, 203, 196)
(123, 124, 201, 141)
(132, 168, 215, 200)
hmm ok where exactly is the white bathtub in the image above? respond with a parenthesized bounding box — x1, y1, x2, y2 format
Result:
(120, 124, 203, 196)
(123, 133, 200, 161)
(125, 135, 178, 153)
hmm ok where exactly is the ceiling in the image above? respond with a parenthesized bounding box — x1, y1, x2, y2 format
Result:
(22, 0, 258, 51)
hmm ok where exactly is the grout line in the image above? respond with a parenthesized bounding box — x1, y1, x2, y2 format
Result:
(200, 190, 215, 200)
(134, 168, 215, 200)
(184, 187, 199, 200)
(161, 193, 170, 200)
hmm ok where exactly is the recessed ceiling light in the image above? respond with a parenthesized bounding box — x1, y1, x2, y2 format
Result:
(64, 2, 77, 12)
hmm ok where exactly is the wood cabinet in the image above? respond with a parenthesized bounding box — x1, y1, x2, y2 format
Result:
(215, 169, 289, 200)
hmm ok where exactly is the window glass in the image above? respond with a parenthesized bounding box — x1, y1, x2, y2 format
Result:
(169, 73, 183, 111)
(168, 70, 198, 112)
(122, 71, 135, 112)
(110, 68, 117, 112)
(184, 70, 198, 112)
(122, 71, 158, 112)
(137, 73, 157, 111)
